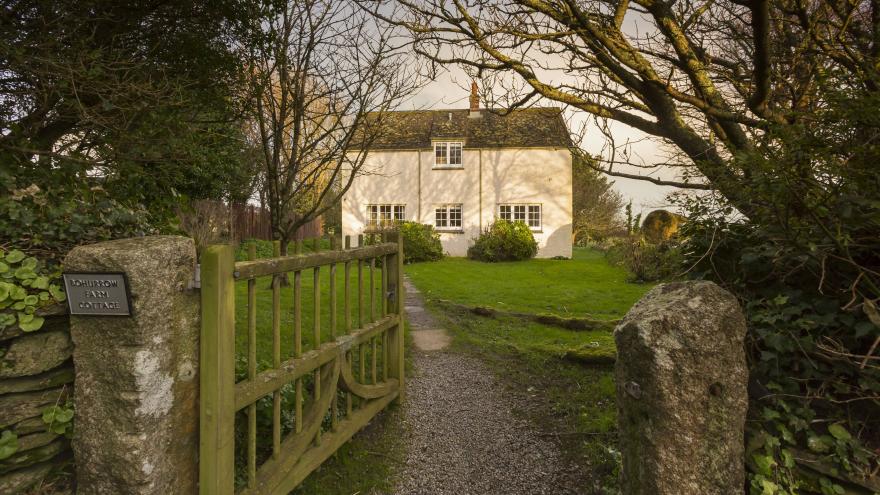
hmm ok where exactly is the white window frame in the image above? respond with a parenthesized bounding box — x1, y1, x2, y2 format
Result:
(433, 142, 463, 168)
(498, 203, 542, 231)
(434, 203, 463, 231)
(366, 204, 405, 228)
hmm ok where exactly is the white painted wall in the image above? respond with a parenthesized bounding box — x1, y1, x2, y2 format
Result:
(342, 147, 573, 258)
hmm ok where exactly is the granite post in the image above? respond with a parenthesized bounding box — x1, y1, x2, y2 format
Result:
(614, 281, 749, 494)
(64, 236, 199, 494)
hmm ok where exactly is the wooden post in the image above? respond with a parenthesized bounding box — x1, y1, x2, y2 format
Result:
(200, 244, 236, 495)
(385, 232, 405, 403)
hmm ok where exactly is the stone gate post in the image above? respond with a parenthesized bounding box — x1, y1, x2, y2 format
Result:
(64, 236, 199, 494)
(614, 281, 748, 495)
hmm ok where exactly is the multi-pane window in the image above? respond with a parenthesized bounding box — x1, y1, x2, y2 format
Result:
(435, 204, 462, 230)
(499, 204, 542, 230)
(366, 204, 405, 228)
(434, 142, 463, 167)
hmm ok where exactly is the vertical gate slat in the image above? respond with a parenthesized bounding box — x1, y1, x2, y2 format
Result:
(294, 268, 303, 434)
(371, 337, 378, 385)
(329, 235, 338, 431)
(369, 258, 375, 323)
(359, 343, 367, 408)
(383, 329, 389, 382)
(381, 255, 387, 317)
(272, 241, 282, 458)
(313, 266, 322, 445)
(246, 244, 257, 488)
(344, 235, 352, 418)
(386, 233, 406, 403)
(357, 241, 364, 329)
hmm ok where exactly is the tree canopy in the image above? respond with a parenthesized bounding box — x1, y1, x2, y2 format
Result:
(1, 0, 259, 219)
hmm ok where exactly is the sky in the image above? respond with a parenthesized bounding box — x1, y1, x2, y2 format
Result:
(406, 68, 681, 216)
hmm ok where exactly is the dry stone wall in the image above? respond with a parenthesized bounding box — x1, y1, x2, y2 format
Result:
(0, 303, 73, 493)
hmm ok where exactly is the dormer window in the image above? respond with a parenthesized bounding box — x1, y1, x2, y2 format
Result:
(434, 142, 463, 168)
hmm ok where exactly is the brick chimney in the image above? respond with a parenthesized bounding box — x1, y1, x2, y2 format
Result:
(469, 81, 479, 110)
(468, 81, 481, 118)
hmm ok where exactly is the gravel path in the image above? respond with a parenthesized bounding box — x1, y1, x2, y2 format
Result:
(394, 279, 583, 494)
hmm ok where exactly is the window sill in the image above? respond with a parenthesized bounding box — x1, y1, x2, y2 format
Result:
(435, 229, 465, 234)
(432, 166, 464, 170)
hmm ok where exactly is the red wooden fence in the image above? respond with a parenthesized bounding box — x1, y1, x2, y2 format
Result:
(228, 203, 323, 241)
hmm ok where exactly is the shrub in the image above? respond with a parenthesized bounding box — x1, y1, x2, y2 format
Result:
(399, 222, 443, 263)
(605, 236, 682, 282)
(467, 219, 538, 262)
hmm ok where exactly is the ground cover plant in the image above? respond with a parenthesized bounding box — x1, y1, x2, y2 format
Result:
(405, 247, 652, 492)
(407, 247, 648, 320)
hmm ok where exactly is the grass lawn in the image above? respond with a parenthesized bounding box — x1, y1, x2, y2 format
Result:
(405, 247, 648, 319)
(405, 247, 651, 493)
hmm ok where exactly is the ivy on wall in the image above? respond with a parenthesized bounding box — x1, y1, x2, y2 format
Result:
(0, 249, 66, 332)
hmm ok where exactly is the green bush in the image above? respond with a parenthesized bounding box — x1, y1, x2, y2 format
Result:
(399, 222, 443, 263)
(467, 219, 538, 262)
(605, 236, 682, 282)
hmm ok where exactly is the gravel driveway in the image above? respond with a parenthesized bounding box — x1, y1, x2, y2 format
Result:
(394, 279, 584, 494)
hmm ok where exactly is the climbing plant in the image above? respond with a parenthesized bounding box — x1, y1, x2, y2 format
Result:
(0, 248, 66, 332)
(0, 181, 152, 332)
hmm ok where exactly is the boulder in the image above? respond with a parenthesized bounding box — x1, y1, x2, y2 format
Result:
(0, 330, 72, 378)
(614, 280, 748, 494)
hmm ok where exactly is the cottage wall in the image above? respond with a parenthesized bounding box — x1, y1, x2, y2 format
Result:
(342, 147, 572, 258)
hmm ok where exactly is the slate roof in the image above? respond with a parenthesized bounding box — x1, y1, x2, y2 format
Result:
(364, 107, 571, 150)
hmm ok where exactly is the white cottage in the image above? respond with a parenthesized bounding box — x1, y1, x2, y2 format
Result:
(342, 86, 573, 258)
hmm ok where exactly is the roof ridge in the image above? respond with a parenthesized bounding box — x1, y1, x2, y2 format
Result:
(372, 106, 562, 114)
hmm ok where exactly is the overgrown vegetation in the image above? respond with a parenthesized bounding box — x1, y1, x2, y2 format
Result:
(467, 219, 538, 262)
(399, 222, 443, 263)
(604, 237, 683, 284)
(678, 85, 880, 493)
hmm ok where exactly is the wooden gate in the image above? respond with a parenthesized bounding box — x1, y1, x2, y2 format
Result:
(199, 235, 404, 494)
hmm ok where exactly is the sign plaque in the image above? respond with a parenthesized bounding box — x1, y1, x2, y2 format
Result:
(62, 272, 132, 316)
